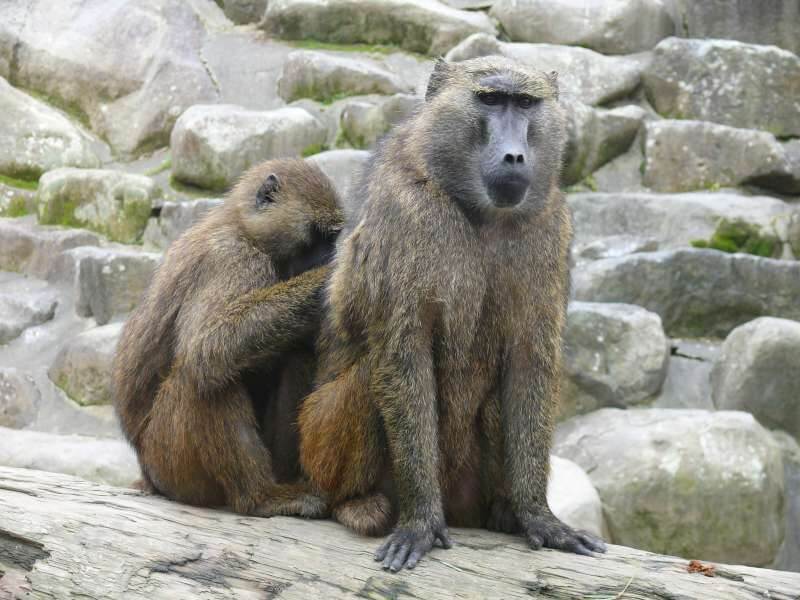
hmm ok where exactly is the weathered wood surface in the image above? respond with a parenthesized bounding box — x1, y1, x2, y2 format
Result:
(0, 467, 797, 600)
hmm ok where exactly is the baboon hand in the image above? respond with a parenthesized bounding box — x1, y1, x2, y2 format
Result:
(374, 517, 453, 572)
(521, 510, 607, 556)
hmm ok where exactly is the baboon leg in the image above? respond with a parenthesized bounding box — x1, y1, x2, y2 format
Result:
(140, 373, 325, 518)
(333, 493, 393, 537)
(479, 394, 521, 534)
(299, 361, 391, 533)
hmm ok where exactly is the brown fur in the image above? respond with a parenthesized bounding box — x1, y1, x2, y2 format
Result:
(113, 159, 343, 517)
(299, 57, 604, 568)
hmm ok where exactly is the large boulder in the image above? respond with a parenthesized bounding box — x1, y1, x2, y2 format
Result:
(772, 431, 800, 571)
(560, 302, 669, 419)
(262, 0, 497, 56)
(37, 169, 160, 244)
(572, 249, 800, 337)
(568, 191, 796, 258)
(278, 51, 411, 103)
(642, 120, 798, 194)
(63, 246, 161, 326)
(548, 456, 607, 538)
(0, 76, 103, 179)
(49, 323, 123, 407)
(490, 0, 673, 54)
(142, 198, 222, 250)
(562, 102, 644, 186)
(216, 0, 268, 24)
(652, 339, 717, 410)
(712, 317, 800, 441)
(338, 93, 420, 149)
(643, 37, 800, 138)
(554, 409, 785, 566)
(446, 34, 647, 106)
(671, 0, 800, 56)
(0, 0, 230, 157)
(0, 367, 39, 428)
(0, 217, 100, 279)
(0, 426, 138, 487)
(170, 105, 327, 191)
(0, 273, 58, 344)
(306, 150, 370, 219)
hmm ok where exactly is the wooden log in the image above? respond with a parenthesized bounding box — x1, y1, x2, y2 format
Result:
(0, 466, 797, 599)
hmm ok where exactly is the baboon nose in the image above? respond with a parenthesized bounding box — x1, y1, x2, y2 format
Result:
(504, 153, 525, 164)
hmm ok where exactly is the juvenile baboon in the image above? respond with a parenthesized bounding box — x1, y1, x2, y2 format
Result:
(299, 57, 606, 570)
(113, 159, 343, 517)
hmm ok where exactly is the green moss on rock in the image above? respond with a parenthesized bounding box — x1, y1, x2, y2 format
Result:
(691, 219, 780, 258)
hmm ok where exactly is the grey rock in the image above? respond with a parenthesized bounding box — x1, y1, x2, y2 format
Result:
(0, 0, 230, 157)
(37, 169, 160, 244)
(772, 431, 800, 572)
(0, 216, 100, 279)
(568, 191, 796, 259)
(643, 37, 800, 138)
(590, 142, 646, 193)
(48, 323, 123, 407)
(560, 302, 669, 420)
(563, 102, 645, 186)
(64, 246, 161, 326)
(442, 0, 496, 8)
(671, 0, 800, 56)
(0, 76, 102, 179)
(262, 0, 497, 56)
(0, 367, 39, 428)
(0, 274, 58, 344)
(572, 249, 800, 337)
(548, 456, 607, 539)
(201, 31, 294, 112)
(712, 317, 800, 441)
(0, 426, 138, 487)
(446, 34, 647, 106)
(491, 0, 673, 54)
(278, 51, 411, 104)
(0, 182, 37, 217)
(573, 235, 659, 264)
(142, 198, 222, 250)
(554, 408, 785, 566)
(217, 0, 267, 24)
(339, 93, 420, 149)
(307, 150, 370, 219)
(171, 105, 327, 191)
(642, 120, 796, 194)
(651, 339, 718, 410)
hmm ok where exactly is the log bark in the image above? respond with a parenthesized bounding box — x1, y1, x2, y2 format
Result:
(0, 466, 797, 599)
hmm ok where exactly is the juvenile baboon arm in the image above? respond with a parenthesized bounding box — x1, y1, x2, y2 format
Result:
(177, 265, 330, 391)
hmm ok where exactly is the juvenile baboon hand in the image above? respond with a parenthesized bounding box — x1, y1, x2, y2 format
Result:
(374, 517, 453, 572)
(520, 509, 607, 556)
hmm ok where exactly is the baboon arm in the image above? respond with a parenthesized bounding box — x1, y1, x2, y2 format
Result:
(501, 330, 560, 520)
(177, 265, 330, 391)
(371, 309, 444, 526)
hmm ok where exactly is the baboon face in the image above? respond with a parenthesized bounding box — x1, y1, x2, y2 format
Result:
(234, 161, 343, 262)
(423, 57, 565, 218)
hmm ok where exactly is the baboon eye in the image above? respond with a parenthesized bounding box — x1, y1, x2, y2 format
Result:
(516, 95, 537, 109)
(479, 92, 502, 106)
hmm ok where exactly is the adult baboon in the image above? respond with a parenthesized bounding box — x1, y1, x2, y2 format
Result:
(113, 159, 343, 517)
(299, 57, 606, 570)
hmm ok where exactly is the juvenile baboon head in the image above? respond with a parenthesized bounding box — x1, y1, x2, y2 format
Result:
(231, 159, 344, 260)
(420, 56, 566, 218)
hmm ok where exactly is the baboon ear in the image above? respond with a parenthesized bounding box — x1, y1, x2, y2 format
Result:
(547, 70, 559, 100)
(256, 174, 280, 208)
(425, 58, 453, 101)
